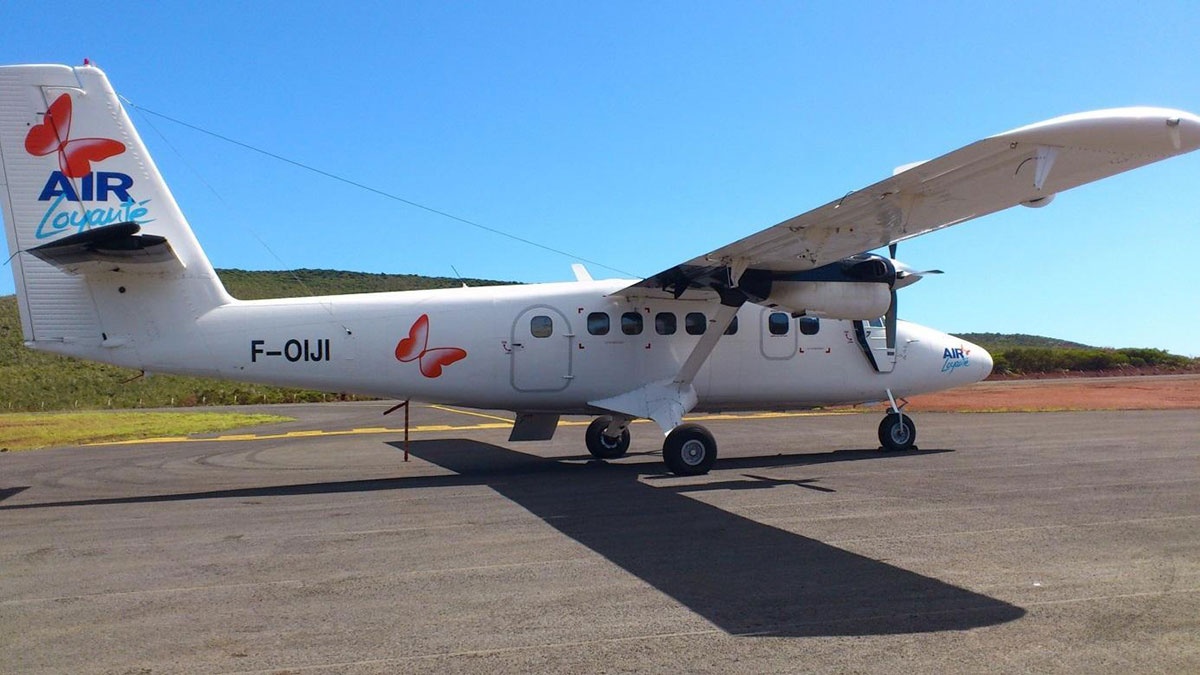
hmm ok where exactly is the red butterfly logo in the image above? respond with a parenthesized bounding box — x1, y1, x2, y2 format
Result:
(395, 314, 467, 378)
(24, 93, 126, 178)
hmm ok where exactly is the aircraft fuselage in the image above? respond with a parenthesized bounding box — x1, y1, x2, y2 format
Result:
(53, 279, 991, 415)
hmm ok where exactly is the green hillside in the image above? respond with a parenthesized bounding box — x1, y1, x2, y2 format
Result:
(954, 332, 1196, 375)
(954, 332, 1093, 350)
(0, 269, 511, 412)
(217, 268, 512, 300)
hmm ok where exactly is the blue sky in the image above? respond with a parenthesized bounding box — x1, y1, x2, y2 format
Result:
(5, 1, 1200, 355)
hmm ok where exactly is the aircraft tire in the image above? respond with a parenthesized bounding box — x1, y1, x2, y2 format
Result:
(878, 412, 917, 451)
(663, 424, 717, 475)
(585, 416, 631, 459)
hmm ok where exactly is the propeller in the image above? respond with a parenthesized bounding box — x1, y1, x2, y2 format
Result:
(885, 243, 899, 352)
(883, 242, 943, 351)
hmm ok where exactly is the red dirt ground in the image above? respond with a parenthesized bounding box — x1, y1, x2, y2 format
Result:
(881, 374, 1200, 412)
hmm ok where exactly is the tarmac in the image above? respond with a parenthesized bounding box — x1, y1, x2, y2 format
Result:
(1, 404, 1198, 673)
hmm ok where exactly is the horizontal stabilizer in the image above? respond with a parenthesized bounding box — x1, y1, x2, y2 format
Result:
(27, 221, 184, 274)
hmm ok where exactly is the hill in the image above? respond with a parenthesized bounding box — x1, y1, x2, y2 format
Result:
(1, 271, 1196, 411)
(953, 332, 1093, 350)
(216, 268, 513, 300)
(0, 269, 511, 411)
(952, 332, 1196, 377)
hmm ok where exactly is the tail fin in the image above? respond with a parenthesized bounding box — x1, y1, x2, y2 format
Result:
(0, 64, 230, 364)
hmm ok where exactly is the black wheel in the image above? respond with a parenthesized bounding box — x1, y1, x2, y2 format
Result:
(878, 412, 917, 451)
(585, 416, 630, 459)
(663, 423, 717, 475)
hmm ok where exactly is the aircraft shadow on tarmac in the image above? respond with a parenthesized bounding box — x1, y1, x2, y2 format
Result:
(1, 440, 1025, 637)
(392, 440, 1026, 638)
(0, 486, 29, 503)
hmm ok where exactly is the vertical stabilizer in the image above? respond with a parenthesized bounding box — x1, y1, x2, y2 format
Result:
(0, 64, 231, 364)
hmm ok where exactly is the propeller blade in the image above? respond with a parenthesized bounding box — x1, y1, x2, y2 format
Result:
(885, 289, 898, 352)
(892, 260, 945, 288)
(896, 268, 944, 278)
(888, 242, 898, 259)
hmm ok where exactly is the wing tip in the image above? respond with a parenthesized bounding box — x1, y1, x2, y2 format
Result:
(995, 107, 1200, 155)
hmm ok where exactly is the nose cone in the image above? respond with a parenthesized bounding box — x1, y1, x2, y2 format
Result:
(935, 336, 993, 385)
(971, 342, 994, 382)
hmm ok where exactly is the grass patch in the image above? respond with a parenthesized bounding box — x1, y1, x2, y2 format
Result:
(0, 411, 293, 452)
(0, 268, 517, 414)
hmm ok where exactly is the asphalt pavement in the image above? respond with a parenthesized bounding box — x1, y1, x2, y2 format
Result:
(1, 404, 1197, 673)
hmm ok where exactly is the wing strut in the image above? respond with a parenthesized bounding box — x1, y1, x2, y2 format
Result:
(590, 291, 745, 434)
(675, 302, 741, 386)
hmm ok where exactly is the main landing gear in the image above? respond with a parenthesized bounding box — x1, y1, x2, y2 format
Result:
(585, 415, 631, 460)
(585, 404, 915, 476)
(585, 416, 718, 476)
(662, 424, 717, 475)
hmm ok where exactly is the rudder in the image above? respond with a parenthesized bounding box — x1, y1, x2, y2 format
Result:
(0, 63, 230, 364)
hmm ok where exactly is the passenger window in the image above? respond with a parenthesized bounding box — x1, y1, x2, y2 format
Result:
(724, 316, 738, 335)
(685, 312, 707, 335)
(621, 311, 643, 335)
(799, 316, 820, 335)
(868, 317, 885, 328)
(768, 312, 790, 336)
(531, 315, 553, 338)
(587, 312, 610, 336)
(655, 312, 676, 335)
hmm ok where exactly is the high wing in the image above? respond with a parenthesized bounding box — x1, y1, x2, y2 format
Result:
(623, 107, 1200, 297)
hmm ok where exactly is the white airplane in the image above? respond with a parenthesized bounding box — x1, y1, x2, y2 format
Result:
(2, 64, 1198, 475)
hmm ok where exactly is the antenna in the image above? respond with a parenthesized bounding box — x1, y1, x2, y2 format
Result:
(124, 101, 638, 278)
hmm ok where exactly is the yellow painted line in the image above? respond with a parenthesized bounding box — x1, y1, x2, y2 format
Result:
(688, 410, 858, 421)
(426, 404, 515, 423)
(87, 422, 515, 446)
(84, 408, 861, 447)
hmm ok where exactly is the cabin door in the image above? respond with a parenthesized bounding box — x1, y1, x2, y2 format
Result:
(855, 317, 896, 373)
(760, 308, 798, 360)
(511, 306, 574, 391)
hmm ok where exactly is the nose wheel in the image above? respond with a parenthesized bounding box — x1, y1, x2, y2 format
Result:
(878, 412, 917, 451)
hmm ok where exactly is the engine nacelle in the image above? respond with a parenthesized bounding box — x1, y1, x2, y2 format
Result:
(763, 281, 891, 320)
